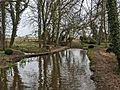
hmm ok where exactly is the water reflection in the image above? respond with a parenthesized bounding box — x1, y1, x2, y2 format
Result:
(0, 69, 8, 90)
(0, 49, 95, 90)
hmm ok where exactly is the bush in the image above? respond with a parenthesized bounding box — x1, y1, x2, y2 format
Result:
(82, 39, 97, 44)
(83, 40, 90, 44)
(89, 39, 97, 44)
(106, 48, 112, 53)
(4, 49, 13, 55)
(88, 45, 94, 49)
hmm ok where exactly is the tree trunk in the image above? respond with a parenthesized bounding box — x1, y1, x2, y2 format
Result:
(107, 0, 120, 70)
(103, 0, 107, 46)
(9, 25, 17, 48)
(37, 0, 42, 48)
(1, 1, 6, 50)
(98, 0, 104, 45)
(41, 0, 47, 47)
(56, 0, 61, 46)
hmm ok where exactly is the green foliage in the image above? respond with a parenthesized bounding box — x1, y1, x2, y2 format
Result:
(4, 49, 13, 55)
(88, 45, 95, 49)
(107, 0, 120, 54)
(89, 40, 97, 44)
(80, 36, 88, 41)
(90, 22, 98, 40)
(107, 0, 120, 69)
(83, 39, 97, 44)
(83, 40, 90, 44)
(80, 36, 97, 44)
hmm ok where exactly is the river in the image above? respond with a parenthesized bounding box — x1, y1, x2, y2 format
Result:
(0, 49, 95, 90)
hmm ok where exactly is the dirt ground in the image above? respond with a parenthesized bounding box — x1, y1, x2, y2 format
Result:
(90, 48, 120, 90)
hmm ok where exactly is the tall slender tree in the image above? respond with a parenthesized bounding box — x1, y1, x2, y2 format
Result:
(1, 0, 6, 50)
(37, 0, 42, 48)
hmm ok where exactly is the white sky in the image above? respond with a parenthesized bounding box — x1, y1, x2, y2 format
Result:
(17, 8, 33, 36)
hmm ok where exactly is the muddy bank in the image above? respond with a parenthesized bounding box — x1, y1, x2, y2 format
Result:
(0, 46, 69, 68)
(88, 48, 120, 90)
(0, 49, 24, 68)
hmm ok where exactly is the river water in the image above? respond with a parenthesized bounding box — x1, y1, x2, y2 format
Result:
(0, 49, 95, 90)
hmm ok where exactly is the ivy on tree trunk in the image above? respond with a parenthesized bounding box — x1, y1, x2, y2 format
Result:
(107, 0, 120, 70)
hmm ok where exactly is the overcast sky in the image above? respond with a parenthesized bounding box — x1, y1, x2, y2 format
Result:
(17, 8, 33, 36)
(17, 0, 36, 37)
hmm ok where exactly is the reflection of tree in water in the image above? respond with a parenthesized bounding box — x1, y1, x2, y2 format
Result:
(38, 55, 51, 90)
(59, 51, 65, 64)
(62, 50, 78, 89)
(80, 50, 86, 65)
(43, 55, 48, 90)
(38, 56, 42, 90)
(0, 66, 23, 90)
(38, 53, 61, 90)
(59, 49, 91, 90)
(51, 53, 61, 90)
(11, 65, 23, 90)
(0, 69, 8, 90)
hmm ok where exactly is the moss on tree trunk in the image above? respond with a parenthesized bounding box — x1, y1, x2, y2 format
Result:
(107, 0, 120, 70)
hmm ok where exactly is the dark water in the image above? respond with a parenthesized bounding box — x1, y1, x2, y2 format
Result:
(0, 49, 95, 90)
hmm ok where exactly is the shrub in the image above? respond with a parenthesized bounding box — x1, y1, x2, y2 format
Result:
(80, 36, 88, 41)
(83, 40, 90, 44)
(60, 41, 67, 46)
(83, 40, 97, 44)
(106, 48, 112, 53)
(88, 45, 94, 49)
(4, 49, 13, 55)
(89, 39, 97, 44)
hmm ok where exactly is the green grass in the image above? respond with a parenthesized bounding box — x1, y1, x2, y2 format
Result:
(87, 48, 94, 58)
(13, 41, 39, 52)
(14, 41, 38, 48)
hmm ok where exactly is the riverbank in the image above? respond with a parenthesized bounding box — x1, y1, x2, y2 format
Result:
(24, 46, 69, 58)
(0, 46, 69, 68)
(0, 49, 24, 68)
(88, 48, 120, 90)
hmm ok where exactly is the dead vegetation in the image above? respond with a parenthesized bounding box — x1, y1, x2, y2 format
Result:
(89, 48, 120, 90)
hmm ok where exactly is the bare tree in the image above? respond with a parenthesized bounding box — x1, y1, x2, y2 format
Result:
(28, 0, 104, 47)
(6, 0, 29, 47)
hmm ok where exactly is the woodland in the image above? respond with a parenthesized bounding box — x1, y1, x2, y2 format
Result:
(0, 0, 120, 90)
